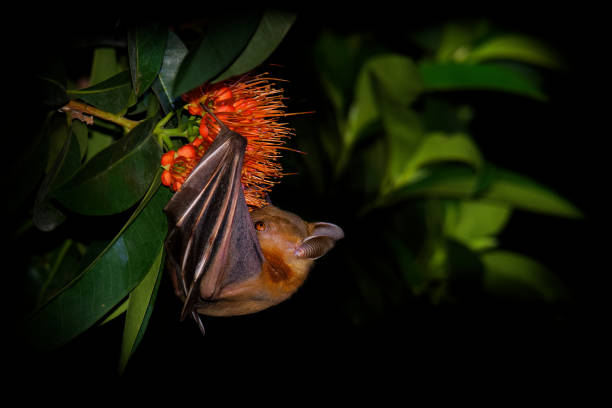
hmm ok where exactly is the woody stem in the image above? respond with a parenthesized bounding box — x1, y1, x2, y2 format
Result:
(60, 100, 141, 132)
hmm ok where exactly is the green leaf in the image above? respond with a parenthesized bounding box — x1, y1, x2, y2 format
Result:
(37, 57, 68, 108)
(397, 165, 479, 199)
(72, 120, 89, 161)
(45, 114, 70, 173)
(481, 250, 567, 301)
(314, 32, 370, 118)
(23, 185, 171, 351)
(34, 114, 87, 231)
(349, 132, 389, 197)
(213, 9, 297, 83)
(339, 54, 422, 173)
(53, 117, 161, 215)
(85, 122, 117, 163)
(172, 12, 261, 97)
(68, 71, 133, 114)
(99, 298, 129, 326)
(126, 89, 157, 117)
(384, 131, 483, 194)
(370, 162, 582, 219)
(480, 166, 583, 218)
(119, 247, 164, 374)
(435, 20, 490, 62)
(344, 67, 377, 149)
(418, 62, 547, 100)
(467, 35, 562, 69)
(85, 131, 114, 163)
(151, 30, 188, 113)
(52, 123, 84, 189)
(379, 102, 424, 194)
(420, 97, 474, 134)
(31, 239, 82, 310)
(366, 164, 479, 213)
(444, 200, 512, 251)
(347, 54, 422, 147)
(128, 24, 168, 97)
(410, 132, 483, 170)
(33, 117, 74, 231)
(90, 48, 122, 85)
(38, 76, 68, 109)
(8, 114, 51, 215)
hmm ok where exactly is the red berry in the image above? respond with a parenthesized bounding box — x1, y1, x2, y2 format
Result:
(161, 151, 175, 167)
(161, 170, 173, 186)
(177, 144, 196, 160)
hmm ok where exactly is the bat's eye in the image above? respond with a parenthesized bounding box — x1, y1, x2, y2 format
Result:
(254, 221, 266, 231)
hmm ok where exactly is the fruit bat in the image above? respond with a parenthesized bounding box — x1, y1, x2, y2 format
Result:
(163, 109, 344, 334)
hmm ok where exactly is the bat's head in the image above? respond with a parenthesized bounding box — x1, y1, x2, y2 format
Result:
(250, 205, 344, 281)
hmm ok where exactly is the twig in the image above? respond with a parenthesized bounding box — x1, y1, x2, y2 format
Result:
(59, 100, 141, 132)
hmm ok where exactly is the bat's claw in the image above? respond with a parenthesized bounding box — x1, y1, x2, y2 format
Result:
(192, 310, 206, 336)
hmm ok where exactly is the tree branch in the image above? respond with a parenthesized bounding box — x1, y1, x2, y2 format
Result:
(60, 100, 141, 132)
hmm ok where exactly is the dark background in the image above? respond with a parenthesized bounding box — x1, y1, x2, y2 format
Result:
(10, 6, 606, 390)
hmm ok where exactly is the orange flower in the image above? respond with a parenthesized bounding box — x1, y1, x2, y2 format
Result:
(176, 144, 196, 160)
(161, 170, 173, 186)
(162, 73, 296, 209)
(161, 151, 175, 168)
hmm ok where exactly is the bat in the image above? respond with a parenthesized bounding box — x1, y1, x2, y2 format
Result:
(163, 109, 344, 334)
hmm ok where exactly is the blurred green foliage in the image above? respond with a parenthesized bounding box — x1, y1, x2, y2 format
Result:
(289, 23, 579, 323)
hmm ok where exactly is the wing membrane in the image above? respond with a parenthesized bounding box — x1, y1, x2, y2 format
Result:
(163, 125, 264, 326)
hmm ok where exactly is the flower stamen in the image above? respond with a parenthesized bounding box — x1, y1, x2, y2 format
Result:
(160, 72, 301, 209)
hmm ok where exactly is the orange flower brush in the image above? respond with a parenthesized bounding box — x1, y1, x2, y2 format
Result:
(161, 73, 295, 208)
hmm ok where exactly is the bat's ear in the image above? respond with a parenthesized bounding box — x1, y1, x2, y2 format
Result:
(295, 222, 344, 260)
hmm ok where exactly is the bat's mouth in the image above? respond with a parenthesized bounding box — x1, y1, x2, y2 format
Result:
(294, 247, 306, 258)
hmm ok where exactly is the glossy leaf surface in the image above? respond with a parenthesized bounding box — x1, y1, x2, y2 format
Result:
(444, 200, 512, 251)
(419, 62, 547, 100)
(481, 250, 567, 301)
(68, 71, 134, 114)
(480, 166, 583, 218)
(24, 186, 171, 351)
(128, 24, 168, 97)
(119, 247, 164, 374)
(172, 12, 261, 97)
(346, 54, 423, 150)
(53, 118, 161, 215)
(213, 10, 297, 83)
(383, 131, 483, 194)
(151, 30, 188, 112)
(90, 48, 122, 85)
(33, 117, 72, 231)
(467, 35, 562, 68)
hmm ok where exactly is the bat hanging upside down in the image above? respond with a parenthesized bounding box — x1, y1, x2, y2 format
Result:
(163, 109, 344, 334)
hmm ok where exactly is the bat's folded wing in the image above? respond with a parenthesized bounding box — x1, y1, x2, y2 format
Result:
(163, 127, 264, 326)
